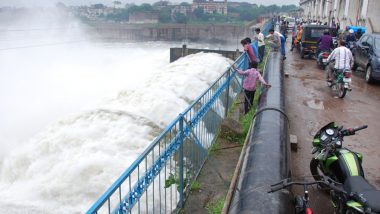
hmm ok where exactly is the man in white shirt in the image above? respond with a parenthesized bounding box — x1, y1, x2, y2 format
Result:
(254, 28, 266, 62)
(326, 40, 353, 81)
(267, 29, 286, 60)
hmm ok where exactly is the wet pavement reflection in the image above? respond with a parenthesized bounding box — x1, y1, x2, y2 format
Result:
(284, 40, 380, 213)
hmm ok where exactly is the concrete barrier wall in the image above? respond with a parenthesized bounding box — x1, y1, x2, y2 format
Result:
(87, 23, 252, 42)
(229, 52, 292, 213)
(170, 45, 241, 62)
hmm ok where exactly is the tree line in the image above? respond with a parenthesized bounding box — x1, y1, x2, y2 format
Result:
(64, 1, 298, 24)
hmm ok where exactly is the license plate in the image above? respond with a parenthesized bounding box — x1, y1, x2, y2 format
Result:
(343, 78, 351, 83)
(322, 59, 327, 62)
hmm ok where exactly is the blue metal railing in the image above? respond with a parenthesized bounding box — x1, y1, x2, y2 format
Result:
(87, 53, 249, 214)
(261, 21, 274, 36)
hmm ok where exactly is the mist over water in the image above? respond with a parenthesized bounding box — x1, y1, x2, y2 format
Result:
(0, 9, 232, 213)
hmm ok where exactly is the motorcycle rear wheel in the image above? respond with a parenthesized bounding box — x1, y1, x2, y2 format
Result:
(338, 83, 347, 98)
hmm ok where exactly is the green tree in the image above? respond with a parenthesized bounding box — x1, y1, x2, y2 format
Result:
(173, 12, 187, 23)
(159, 8, 172, 23)
(180, 2, 191, 6)
(193, 7, 208, 21)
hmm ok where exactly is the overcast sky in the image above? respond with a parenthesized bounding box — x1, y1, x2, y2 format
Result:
(0, 0, 299, 7)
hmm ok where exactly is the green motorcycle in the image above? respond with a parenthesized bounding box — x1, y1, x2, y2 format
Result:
(309, 122, 380, 213)
(327, 68, 352, 98)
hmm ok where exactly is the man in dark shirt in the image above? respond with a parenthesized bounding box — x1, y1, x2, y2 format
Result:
(346, 29, 356, 44)
(317, 30, 334, 55)
(356, 28, 363, 40)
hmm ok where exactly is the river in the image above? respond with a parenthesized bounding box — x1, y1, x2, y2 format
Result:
(0, 11, 234, 213)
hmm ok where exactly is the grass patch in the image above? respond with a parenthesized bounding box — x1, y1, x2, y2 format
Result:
(209, 141, 221, 155)
(206, 197, 225, 214)
(191, 181, 201, 191)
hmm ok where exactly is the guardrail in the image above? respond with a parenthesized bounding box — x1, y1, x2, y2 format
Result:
(87, 52, 249, 214)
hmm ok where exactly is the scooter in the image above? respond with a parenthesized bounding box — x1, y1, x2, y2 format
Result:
(317, 50, 331, 70)
(310, 122, 380, 213)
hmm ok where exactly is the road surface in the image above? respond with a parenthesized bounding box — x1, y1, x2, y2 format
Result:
(285, 43, 380, 213)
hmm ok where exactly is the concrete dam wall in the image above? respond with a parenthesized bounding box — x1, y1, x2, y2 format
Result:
(87, 23, 253, 42)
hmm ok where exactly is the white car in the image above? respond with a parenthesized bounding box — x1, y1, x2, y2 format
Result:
(286, 17, 296, 30)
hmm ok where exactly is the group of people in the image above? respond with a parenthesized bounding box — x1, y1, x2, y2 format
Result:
(237, 27, 271, 115)
(235, 20, 364, 114)
(315, 27, 363, 84)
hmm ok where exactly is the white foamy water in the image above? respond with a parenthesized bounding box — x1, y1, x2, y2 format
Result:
(0, 23, 232, 213)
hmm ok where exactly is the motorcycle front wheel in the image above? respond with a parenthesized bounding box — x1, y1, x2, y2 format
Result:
(310, 158, 323, 181)
(310, 159, 332, 191)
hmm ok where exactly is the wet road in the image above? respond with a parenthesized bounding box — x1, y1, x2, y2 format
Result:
(284, 42, 380, 213)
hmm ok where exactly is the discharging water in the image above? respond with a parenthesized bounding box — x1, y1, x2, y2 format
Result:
(0, 11, 233, 213)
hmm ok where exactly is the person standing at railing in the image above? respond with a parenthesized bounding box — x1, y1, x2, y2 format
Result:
(254, 28, 266, 63)
(241, 39, 258, 69)
(233, 66, 271, 114)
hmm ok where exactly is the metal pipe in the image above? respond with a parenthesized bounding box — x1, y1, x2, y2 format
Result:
(229, 52, 292, 214)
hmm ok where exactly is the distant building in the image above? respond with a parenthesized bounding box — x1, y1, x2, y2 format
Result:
(129, 12, 159, 24)
(192, 0, 228, 15)
(153, 1, 171, 10)
(299, 0, 380, 33)
(172, 5, 192, 16)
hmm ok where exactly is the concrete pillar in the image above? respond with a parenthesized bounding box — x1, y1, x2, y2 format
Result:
(333, 0, 338, 19)
(319, 0, 324, 19)
(314, 0, 318, 19)
(361, 0, 369, 18)
(182, 44, 187, 57)
(344, 0, 350, 18)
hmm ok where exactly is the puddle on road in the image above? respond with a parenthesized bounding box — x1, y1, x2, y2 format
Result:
(303, 99, 324, 110)
(291, 63, 305, 70)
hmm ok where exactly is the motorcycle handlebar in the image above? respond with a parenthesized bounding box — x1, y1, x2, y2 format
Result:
(268, 177, 341, 193)
(341, 125, 368, 136)
(353, 125, 368, 132)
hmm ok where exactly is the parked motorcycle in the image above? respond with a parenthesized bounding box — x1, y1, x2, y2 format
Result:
(310, 122, 380, 213)
(327, 67, 352, 98)
(317, 51, 331, 70)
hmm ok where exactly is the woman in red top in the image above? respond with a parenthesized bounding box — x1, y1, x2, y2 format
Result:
(241, 39, 258, 69)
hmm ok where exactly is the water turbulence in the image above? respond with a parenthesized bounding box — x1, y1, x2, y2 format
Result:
(0, 17, 232, 212)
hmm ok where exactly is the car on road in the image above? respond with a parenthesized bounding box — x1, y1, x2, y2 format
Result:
(286, 17, 296, 30)
(353, 33, 380, 83)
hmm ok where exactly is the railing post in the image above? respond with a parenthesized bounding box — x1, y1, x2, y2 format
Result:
(224, 70, 231, 117)
(178, 114, 184, 209)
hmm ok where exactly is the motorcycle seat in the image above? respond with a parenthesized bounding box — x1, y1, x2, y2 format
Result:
(344, 176, 380, 212)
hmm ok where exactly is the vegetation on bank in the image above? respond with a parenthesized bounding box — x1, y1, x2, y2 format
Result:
(59, 1, 297, 24)
(206, 197, 225, 214)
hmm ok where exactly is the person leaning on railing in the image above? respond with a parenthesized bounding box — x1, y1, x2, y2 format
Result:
(241, 39, 258, 69)
(233, 65, 271, 114)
